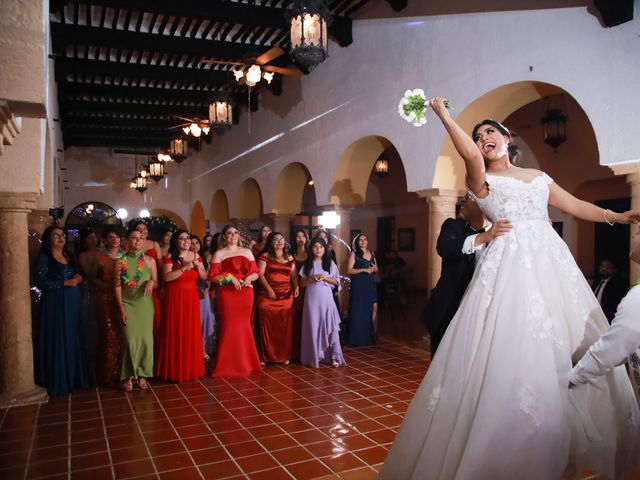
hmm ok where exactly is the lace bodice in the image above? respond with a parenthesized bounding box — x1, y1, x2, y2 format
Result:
(470, 173, 552, 223)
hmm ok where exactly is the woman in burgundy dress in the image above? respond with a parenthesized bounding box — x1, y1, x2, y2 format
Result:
(209, 224, 262, 377)
(291, 229, 309, 362)
(257, 232, 299, 364)
(155, 230, 205, 382)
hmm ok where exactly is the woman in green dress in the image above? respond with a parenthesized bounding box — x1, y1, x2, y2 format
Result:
(115, 228, 157, 391)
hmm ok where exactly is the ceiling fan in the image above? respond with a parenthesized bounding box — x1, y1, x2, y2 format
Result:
(200, 47, 303, 87)
(168, 115, 211, 137)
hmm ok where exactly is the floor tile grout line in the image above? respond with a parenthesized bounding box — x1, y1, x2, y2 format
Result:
(146, 382, 206, 479)
(67, 394, 71, 480)
(21, 402, 41, 480)
(124, 389, 161, 478)
(95, 388, 116, 479)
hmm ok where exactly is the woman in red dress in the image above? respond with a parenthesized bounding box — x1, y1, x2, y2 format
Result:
(155, 230, 205, 382)
(257, 232, 299, 364)
(291, 229, 308, 362)
(130, 220, 163, 345)
(209, 225, 262, 377)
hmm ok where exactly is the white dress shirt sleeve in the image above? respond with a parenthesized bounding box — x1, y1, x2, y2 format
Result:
(569, 285, 640, 385)
(462, 234, 484, 255)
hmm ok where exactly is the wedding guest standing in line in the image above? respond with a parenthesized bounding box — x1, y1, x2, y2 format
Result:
(249, 224, 272, 359)
(130, 220, 163, 347)
(191, 234, 215, 360)
(93, 227, 124, 385)
(299, 237, 346, 368)
(209, 225, 262, 377)
(33, 226, 89, 395)
(291, 229, 309, 362)
(347, 233, 378, 346)
(155, 230, 205, 382)
(77, 228, 101, 383)
(257, 232, 299, 365)
(115, 228, 156, 391)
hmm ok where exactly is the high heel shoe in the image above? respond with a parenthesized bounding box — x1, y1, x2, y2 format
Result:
(122, 378, 133, 392)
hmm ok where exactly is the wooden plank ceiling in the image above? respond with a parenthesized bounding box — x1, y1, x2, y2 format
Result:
(50, 0, 399, 151)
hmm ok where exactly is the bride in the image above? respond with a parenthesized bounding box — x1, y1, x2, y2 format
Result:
(378, 97, 640, 480)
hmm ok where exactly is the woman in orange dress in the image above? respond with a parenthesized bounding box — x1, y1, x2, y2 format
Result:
(130, 220, 163, 345)
(92, 227, 124, 385)
(155, 230, 205, 382)
(209, 225, 262, 377)
(257, 232, 299, 364)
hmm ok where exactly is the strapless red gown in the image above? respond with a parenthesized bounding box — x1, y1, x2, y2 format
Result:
(155, 257, 205, 382)
(144, 247, 162, 343)
(209, 256, 262, 377)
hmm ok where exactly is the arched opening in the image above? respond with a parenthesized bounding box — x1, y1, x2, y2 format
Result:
(149, 209, 187, 230)
(273, 162, 314, 215)
(190, 201, 206, 239)
(210, 189, 230, 229)
(234, 178, 263, 220)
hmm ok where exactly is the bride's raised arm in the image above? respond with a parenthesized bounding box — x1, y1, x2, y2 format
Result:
(430, 97, 486, 195)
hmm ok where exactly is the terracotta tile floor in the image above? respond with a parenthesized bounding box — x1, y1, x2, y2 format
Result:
(0, 341, 429, 480)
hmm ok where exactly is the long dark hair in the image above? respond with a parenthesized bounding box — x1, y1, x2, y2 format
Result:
(210, 233, 221, 256)
(471, 119, 519, 163)
(264, 231, 290, 259)
(38, 226, 73, 278)
(304, 237, 332, 275)
(352, 233, 375, 262)
(169, 229, 190, 264)
(293, 229, 309, 256)
(190, 234, 208, 270)
(77, 228, 98, 254)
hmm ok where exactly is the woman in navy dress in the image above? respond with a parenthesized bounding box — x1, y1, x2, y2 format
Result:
(33, 226, 89, 395)
(347, 233, 378, 346)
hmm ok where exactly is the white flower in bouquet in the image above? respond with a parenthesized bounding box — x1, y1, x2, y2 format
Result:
(398, 89, 450, 127)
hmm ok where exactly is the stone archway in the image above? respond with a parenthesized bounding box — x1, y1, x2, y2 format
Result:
(190, 201, 206, 239)
(210, 189, 229, 231)
(234, 178, 263, 220)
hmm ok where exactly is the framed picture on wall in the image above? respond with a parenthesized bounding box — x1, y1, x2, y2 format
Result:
(397, 228, 415, 252)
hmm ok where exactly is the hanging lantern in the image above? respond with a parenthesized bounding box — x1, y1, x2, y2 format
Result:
(209, 94, 233, 133)
(289, 0, 330, 71)
(148, 156, 165, 183)
(170, 138, 188, 164)
(541, 108, 567, 149)
(134, 173, 148, 194)
(374, 158, 389, 177)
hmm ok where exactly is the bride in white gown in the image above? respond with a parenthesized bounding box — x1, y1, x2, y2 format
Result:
(378, 98, 640, 480)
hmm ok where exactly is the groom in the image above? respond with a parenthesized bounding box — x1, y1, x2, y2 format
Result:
(420, 196, 510, 356)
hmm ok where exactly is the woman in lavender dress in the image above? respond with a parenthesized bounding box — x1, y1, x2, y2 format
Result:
(299, 237, 346, 368)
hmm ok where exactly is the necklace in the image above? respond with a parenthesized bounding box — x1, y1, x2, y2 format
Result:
(102, 247, 124, 259)
(120, 251, 145, 287)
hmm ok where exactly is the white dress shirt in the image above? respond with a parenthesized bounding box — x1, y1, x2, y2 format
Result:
(569, 284, 640, 398)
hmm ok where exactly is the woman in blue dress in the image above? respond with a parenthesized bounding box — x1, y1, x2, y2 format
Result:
(347, 233, 378, 346)
(33, 225, 89, 395)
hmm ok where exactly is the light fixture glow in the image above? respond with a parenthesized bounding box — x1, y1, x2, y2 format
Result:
(233, 68, 244, 81)
(319, 210, 340, 229)
(262, 71, 274, 84)
(139, 209, 151, 218)
(189, 123, 202, 137)
(245, 65, 262, 87)
(117, 208, 128, 219)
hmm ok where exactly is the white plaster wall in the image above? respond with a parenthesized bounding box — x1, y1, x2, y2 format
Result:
(184, 6, 640, 217)
(61, 6, 640, 224)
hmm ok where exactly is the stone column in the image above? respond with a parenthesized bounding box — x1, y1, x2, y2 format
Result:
(610, 163, 640, 285)
(0, 193, 48, 407)
(420, 189, 462, 295)
(272, 214, 291, 244)
(332, 207, 352, 317)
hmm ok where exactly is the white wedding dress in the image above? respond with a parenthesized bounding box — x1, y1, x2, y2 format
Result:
(378, 173, 640, 480)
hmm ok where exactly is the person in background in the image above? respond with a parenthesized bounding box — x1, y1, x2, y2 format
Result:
(299, 237, 346, 368)
(93, 227, 124, 385)
(77, 227, 101, 384)
(191, 234, 215, 360)
(347, 233, 378, 346)
(257, 232, 299, 365)
(209, 225, 262, 377)
(421, 197, 511, 356)
(33, 225, 89, 395)
(159, 228, 173, 258)
(291, 229, 309, 362)
(249, 225, 271, 360)
(115, 228, 157, 391)
(155, 230, 205, 382)
(593, 257, 628, 322)
(203, 234, 214, 254)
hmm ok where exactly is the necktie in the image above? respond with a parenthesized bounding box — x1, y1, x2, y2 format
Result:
(594, 279, 606, 299)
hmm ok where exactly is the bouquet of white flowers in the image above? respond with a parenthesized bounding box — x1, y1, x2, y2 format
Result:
(398, 89, 451, 127)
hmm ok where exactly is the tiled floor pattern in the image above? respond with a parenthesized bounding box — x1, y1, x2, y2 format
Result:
(0, 341, 429, 480)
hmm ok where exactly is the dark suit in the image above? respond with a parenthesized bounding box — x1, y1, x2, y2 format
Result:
(421, 218, 479, 356)
(593, 272, 628, 322)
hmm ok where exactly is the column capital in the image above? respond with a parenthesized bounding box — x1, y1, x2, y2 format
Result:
(417, 188, 465, 201)
(609, 161, 640, 183)
(0, 193, 36, 212)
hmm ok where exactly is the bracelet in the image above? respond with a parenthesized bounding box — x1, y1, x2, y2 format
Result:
(603, 208, 615, 226)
